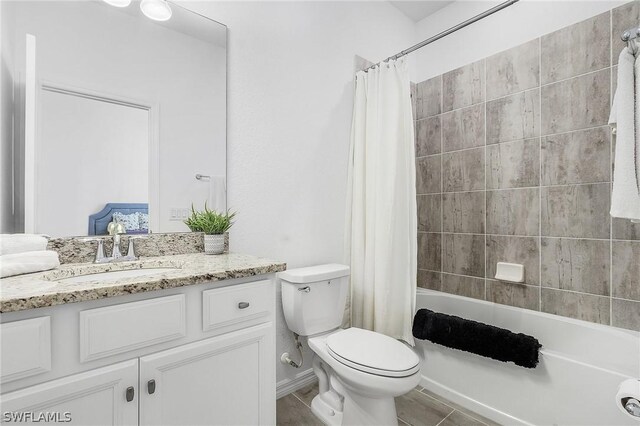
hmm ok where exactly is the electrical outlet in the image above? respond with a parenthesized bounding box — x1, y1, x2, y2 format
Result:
(169, 208, 190, 221)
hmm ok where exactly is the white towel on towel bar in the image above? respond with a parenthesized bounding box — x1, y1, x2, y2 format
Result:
(0, 234, 49, 256)
(0, 250, 60, 278)
(609, 48, 640, 222)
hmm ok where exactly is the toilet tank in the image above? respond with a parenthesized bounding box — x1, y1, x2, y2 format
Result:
(279, 264, 350, 336)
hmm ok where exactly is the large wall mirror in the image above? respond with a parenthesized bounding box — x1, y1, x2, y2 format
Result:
(0, 0, 226, 237)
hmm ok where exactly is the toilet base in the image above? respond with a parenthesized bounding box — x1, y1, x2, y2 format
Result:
(311, 393, 343, 426)
(310, 386, 398, 426)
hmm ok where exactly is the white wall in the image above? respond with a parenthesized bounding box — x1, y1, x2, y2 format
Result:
(180, 0, 417, 386)
(7, 1, 226, 233)
(414, 0, 626, 82)
(0, 1, 16, 233)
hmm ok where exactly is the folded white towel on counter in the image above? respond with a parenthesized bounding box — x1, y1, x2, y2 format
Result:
(609, 48, 640, 222)
(0, 234, 49, 256)
(0, 251, 60, 278)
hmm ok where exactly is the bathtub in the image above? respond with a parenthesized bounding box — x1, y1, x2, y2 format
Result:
(415, 289, 640, 426)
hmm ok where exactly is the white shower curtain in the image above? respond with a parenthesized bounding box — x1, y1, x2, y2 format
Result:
(345, 58, 417, 345)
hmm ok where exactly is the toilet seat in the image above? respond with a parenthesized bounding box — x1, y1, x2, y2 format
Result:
(326, 328, 420, 378)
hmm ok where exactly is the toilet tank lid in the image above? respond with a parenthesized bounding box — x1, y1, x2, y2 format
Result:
(278, 264, 350, 284)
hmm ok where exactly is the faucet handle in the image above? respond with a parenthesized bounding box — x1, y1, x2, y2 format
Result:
(94, 239, 107, 263)
(126, 237, 138, 260)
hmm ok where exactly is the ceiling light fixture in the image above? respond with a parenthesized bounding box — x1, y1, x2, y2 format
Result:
(102, 0, 132, 7)
(140, 0, 172, 21)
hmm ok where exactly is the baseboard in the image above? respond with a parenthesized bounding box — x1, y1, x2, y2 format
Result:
(276, 368, 317, 399)
(420, 376, 532, 426)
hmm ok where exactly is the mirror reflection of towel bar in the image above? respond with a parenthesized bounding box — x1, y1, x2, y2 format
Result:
(195, 174, 211, 181)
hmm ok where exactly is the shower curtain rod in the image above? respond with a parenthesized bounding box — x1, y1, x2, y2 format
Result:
(364, 0, 520, 72)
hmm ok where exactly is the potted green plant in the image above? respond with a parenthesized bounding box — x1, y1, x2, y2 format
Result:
(184, 204, 236, 255)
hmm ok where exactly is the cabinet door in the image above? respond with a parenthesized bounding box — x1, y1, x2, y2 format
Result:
(0, 360, 138, 425)
(140, 322, 275, 426)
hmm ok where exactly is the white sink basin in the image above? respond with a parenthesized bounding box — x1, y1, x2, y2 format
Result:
(57, 268, 181, 284)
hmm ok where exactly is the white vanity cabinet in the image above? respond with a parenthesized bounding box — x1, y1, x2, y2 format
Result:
(0, 278, 276, 426)
(140, 322, 273, 425)
(0, 360, 139, 425)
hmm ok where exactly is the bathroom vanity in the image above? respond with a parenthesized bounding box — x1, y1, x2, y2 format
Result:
(0, 252, 285, 425)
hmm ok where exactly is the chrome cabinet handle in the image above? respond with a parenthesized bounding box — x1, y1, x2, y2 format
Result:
(238, 302, 250, 309)
(125, 386, 135, 402)
(148, 379, 156, 394)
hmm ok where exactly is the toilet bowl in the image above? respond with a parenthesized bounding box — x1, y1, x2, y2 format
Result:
(279, 264, 422, 426)
(308, 328, 421, 425)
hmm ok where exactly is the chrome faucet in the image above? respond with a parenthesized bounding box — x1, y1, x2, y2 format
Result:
(111, 233, 123, 260)
(89, 234, 139, 264)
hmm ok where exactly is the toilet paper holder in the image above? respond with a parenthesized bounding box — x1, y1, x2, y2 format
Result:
(618, 379, 640, 420)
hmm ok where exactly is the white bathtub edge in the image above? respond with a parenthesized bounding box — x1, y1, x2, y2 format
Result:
(419, 376, 534, 426)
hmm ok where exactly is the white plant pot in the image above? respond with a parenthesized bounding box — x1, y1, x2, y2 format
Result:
(204, 234, 225, 255)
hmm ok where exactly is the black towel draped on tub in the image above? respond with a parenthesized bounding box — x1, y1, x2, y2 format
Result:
(413, 309, 542, 369)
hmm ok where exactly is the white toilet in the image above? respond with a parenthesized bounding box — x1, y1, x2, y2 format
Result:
(279, 264, 421, 426)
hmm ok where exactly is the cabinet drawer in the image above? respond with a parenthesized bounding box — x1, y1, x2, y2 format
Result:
(80, 295, 186, 362)
(1, 317, 51, 383)
(203, 280, 272, 332)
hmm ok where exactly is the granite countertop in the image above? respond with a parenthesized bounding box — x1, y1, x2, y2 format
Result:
(0, 253, 286, 313)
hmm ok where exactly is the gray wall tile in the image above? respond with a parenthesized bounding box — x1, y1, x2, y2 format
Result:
(442, 192, 485, 233)
(418, 270, 442, 290)
(487, 138, 540, 189)
(443, 60, 485, 112)
(419, 232, 442, 271)
(443, 233, 485, 277)
(442, 148, 485, 192)
(418, 194, 442, 233)
(541, 288, 610, 325)
(441, 273, 486, 300)
(612, 1, 640, 65)
(411, 82, 417, 120)
(541, 126, 611, 185)
(486, 235, 540, 285)
(441, 104, 485, 152)
(416, 116, 442, 157)
(416, 76, 442, 119)
(541, 183, 611, 238)
(612, 241, 640, 300)
(486, 39, 540, 100)
(486, 280, 540, 310)
(541, 12, 610, 84)
(486, 188, 540, 236)
(487, 89, 540, 144)
(413, 4, 631, 330)
(612, 298, 640, 331)
(541, 69, 610, 135)
(416, 156, 441, 194)
(613, 218, 640, 240)
(541, 238, 610, 296)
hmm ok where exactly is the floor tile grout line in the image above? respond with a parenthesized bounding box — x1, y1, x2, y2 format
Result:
(418, 388, 490, 426)
(290, 391, 312, 410)
(434, 410, 455, 426)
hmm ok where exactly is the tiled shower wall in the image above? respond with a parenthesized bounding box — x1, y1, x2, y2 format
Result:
(413, 1, 640, 332)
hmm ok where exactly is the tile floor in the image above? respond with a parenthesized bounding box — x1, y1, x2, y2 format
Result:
(276, 382, 501, 426)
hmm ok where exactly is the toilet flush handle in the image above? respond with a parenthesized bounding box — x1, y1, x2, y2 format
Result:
(298, 286, 311, 293)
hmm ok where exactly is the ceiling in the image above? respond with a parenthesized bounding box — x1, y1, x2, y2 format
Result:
(389, 1, 455, 22)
